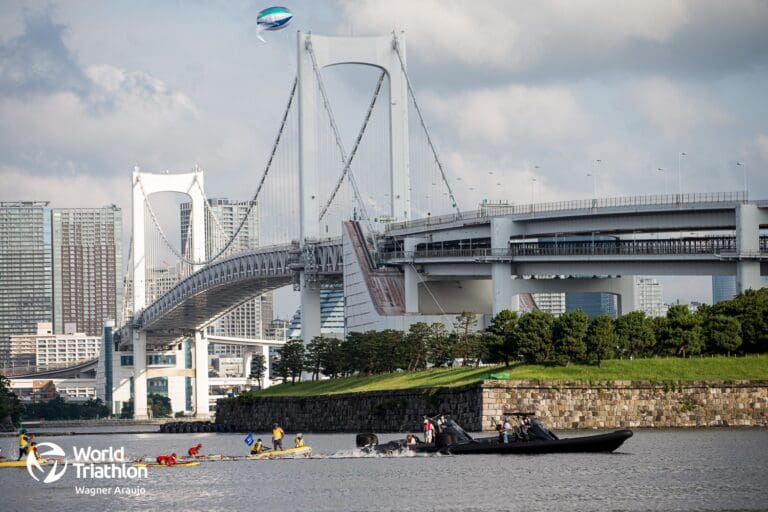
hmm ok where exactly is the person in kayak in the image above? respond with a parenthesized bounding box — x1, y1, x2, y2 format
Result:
(156, 453, 177, 466)
(294, 433, 304, 448)
(17, 428, 30, 460)
(250, 438, 265, 455)
(272, 423, 285, 451)
(188, 443, 203, 458)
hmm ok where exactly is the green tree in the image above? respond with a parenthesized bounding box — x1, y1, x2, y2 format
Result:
(0, 375, 20, 429)
(650, 316, 670, 355)
(249, 354, 267, 389)
(427, 323, 454, 367)
(665, 304, 704, 357)
(552, 309, 588, 365)
(305, 336, 328, 381)
(713, 288, 768, 353)
(319, 337, 344, 378)
(704, 314, 742, 355)
(148, 394, 172, 418)
(517, 310, 555, 363)
(452, 312, 482, 366)
(615, 311, 656, 358)
(486, 310, 521, 365)
(586, 314, 617, 366)
(278, 339, 306, 383)
(402, 322, 431, 371)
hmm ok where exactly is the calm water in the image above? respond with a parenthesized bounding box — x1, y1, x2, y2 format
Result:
(1, 428, 767, 511)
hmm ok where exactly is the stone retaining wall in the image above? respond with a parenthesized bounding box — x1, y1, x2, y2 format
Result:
(215, 380, 768, 433)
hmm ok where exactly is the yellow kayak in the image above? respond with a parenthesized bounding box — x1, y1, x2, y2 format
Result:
(0, 459, 46, 468)
(248, 446, 312, 459)
(132, 461, 201, 468)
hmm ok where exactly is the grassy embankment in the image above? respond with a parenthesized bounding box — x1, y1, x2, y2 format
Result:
(254, 355, 767, 397)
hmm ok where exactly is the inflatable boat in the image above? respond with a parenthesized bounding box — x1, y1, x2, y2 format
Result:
(357, 413, 632, 455)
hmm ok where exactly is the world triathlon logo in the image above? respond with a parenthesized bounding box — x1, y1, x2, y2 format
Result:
(27, 442, 68, 483)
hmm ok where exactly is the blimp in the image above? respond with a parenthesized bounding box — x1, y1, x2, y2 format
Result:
(256, 6, 293, 42)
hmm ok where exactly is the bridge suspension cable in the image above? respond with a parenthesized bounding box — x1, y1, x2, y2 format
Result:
(137, 77, 298, 267)
(305, 37, 376, 240)
(392, 32, 461, 217)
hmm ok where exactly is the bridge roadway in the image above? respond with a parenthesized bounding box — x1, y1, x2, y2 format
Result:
(128, 192, 767, 349)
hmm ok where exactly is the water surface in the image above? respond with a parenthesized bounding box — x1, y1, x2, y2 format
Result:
(1, 429, 766, 511)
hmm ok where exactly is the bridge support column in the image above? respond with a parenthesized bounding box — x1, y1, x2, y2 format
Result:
(194, 331, 209, 419)
(404, 237, 427, 313)
(132, 331, 148, 420)
(300, 276, 321, 344)
(736, 203, 763, 293)
(262, 344, 271, 389)
(491, 217, 515, 315)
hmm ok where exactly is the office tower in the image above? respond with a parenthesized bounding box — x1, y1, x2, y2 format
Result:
(635, 277, 667, 317)
(566, 293, 618, 319)
(0, 202, 53, 367)
(181, 198, 273, 338)
(531, 292, 566, 316)
(287, 283, 345, 338)
(52, 206, 122, 336)
(712, 276, 737, 304)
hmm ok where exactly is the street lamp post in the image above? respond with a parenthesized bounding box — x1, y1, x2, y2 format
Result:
(586, 173, 596, 198)
(736, 162, 747, 198)
(658, 168, 667, 195)
(531, 177, 537, 203)
(678, 152, 687, 195)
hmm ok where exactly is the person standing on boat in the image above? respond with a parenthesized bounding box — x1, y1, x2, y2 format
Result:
(423, 418, 435, 444)
(16, 428, 30, 460)
(272, 423, 285, 451)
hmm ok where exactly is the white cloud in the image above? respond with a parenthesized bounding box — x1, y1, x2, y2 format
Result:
(424, 84, 589, 146)
(338, 0, 689, 72)
(631, 78, 731, 140)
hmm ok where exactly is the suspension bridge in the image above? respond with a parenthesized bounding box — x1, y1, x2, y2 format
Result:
(115, 32, 768, 419)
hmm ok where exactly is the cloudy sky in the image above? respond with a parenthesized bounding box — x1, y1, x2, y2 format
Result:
(1, 1, 767, 315)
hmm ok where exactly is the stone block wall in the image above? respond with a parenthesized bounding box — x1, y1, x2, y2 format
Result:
(215, 380, 768, 433)
(215, 384, 484, 432)
(482, 380, 768, 431)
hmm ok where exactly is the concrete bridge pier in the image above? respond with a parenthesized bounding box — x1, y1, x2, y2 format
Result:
(736, 203, 766, 293)
(491, 218, 517, 315)
(404, 237, 428, 313)
(194, 331, 209, 419)
(300, 274, 321, 344)
(132, 330, 149, 420)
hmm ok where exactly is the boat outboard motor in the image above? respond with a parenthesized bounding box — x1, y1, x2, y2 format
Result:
(528, 418, 558, 441)
(356, 433, 379, 448)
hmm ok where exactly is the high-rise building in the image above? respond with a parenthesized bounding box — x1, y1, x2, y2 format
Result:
(712, 276, 737, 304)
(566, 293, 618, 319)
(287, 283, 345, 339)
(181, 198, 273, 338)
(0, 202, 53, 368)
(635, 277, 667, 317)
(0, 202, 121, 368)
(52, 206, 122, 336)
(531, 292, 566, 316)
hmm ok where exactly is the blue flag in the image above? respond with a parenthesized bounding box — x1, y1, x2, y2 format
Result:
(244, 433, 254, 446)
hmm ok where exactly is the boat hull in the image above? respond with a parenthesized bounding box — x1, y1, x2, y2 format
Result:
(415, 429, 633, 455)
(248, 446, 312, 459)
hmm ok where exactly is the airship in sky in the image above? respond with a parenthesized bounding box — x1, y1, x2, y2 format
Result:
(256, 6, 293, 42)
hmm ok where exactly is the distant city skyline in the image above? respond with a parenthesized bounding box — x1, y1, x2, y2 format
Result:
(1, 2, 767, 313)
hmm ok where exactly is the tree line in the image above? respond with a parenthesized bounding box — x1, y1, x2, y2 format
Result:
(274, 288, 768, 382)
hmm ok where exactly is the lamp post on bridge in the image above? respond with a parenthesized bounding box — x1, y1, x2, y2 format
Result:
(586, 173, 596, 198)
(658, 168, 667, 195)
(678, 152, 687, 195)
(736, 162, 748, 199)
(531, 177, 537, 204)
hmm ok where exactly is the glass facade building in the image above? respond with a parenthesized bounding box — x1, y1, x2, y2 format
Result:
(0, 202, 53, 368)
(181, 198, 273, 338)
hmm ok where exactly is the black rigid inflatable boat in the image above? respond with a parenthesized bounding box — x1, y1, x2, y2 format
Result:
(357, 413, 632, 455)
